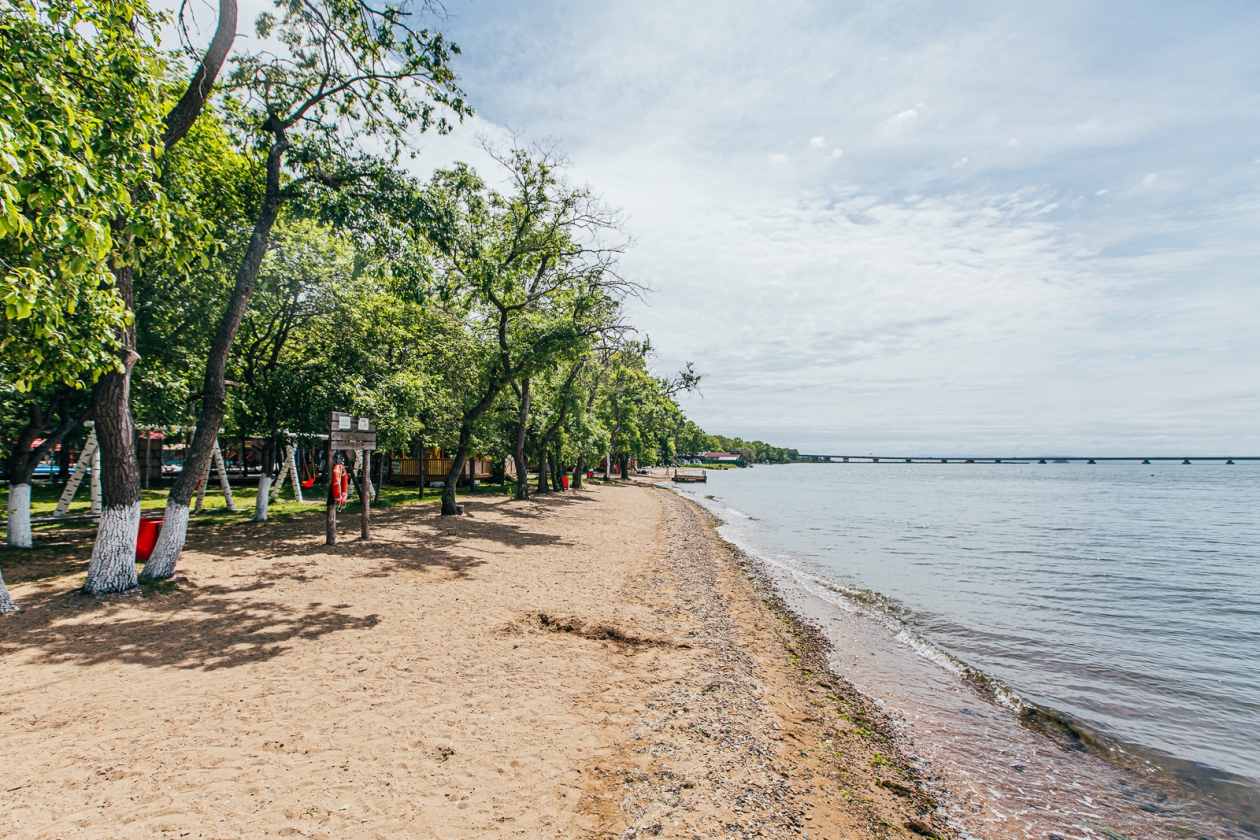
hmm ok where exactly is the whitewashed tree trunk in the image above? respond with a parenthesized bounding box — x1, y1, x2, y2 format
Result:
(254, 474, 271, 521)
(83, 502, 140, 594)
(6, 483, 33, 549)
(0, 568, 17, 612)
(140, 502, 188, 581)
(359, 450, 374, 501)
(0, 564, 16, 612)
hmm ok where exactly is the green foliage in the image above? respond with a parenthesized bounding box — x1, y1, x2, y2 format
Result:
(134, 109, 258, 426)
(0, 0, 211, 391)
(707, 435, 799, 464)
(0, 2, 787, 497)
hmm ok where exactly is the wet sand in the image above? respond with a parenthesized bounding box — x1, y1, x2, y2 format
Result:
(0, 482, 943, 839)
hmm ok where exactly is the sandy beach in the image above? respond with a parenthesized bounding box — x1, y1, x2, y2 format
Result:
(0, 481, 944, 839)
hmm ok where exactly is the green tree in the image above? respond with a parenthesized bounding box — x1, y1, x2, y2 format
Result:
(416, 147, 630, 514)
(81, 0, 238, 594)
(142, 0, 469, 581)
(1, 0, 237, 598)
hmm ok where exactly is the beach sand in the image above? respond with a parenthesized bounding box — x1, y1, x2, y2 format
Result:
(0, 481, 943, 839)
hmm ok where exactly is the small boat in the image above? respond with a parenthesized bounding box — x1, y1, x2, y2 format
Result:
(672, 469, 707, 483)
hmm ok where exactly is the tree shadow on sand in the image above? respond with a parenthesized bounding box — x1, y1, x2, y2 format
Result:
(190, 499, 574, 583)
(0, 489, 626, 669)
(0, 579, 380, 671)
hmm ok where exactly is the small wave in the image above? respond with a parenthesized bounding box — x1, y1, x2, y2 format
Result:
(678, 484, 1047, 716)
(668, 474, 1260, 837)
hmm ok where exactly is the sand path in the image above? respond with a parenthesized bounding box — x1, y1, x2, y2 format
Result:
(1, 482, 939, 839)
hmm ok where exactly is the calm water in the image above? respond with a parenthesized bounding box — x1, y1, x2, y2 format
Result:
(674, 463, 1260, 837)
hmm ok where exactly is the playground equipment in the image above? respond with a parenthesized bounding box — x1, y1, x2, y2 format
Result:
(193, 437, 236, 513)
(51, 424, 236, 518)
(53, 423, 101, 517)
(267, 442, 306, 504)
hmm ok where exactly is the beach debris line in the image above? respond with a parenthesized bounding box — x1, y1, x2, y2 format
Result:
(594, 488, 952, 839)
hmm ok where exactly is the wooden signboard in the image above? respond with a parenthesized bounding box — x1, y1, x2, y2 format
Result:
(326, 412, 376, 546)
(329, 412, 377, 449)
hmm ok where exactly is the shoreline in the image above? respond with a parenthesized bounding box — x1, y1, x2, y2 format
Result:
(670, 479, 1256, 840)
(1, 480, 945, 838)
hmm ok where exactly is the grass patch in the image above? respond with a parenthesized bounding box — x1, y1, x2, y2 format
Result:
(0, 480, 514, 536)
(139, 577, 181, 596)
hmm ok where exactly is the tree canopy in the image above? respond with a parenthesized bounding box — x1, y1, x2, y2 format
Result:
(0, 0, 796, 607)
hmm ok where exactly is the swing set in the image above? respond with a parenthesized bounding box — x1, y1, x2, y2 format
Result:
(52, 423, 239, 518)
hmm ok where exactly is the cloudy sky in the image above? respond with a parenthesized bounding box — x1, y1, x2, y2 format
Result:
(194, 0, 1260, 455)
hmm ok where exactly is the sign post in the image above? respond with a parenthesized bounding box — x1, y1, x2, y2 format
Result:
(326, 412, 376, 545)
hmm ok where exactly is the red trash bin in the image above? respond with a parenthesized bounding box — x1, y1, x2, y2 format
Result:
(136, 517, 164, 561)
(562, 475, 569, 490)
(587, 470, 594, 478)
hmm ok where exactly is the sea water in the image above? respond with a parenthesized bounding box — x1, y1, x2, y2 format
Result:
(671, 463, 1260, 839)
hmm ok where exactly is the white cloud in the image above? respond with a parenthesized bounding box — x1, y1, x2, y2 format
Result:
(809, 136, 827, 149)
(831, 148, 844, 159)
(1142, 172, 1158, 187)
(402, 0, 1260, 451)
(1008, 138, 1020, 146)
(954, 156, 968, 169)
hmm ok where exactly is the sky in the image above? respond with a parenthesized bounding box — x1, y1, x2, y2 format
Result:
(182, 0, 1260, 455)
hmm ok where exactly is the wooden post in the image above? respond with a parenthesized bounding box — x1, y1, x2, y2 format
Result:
(361, 448, 371, 541)
(418, 437, 426, 499)
(325, 440, 336, 545)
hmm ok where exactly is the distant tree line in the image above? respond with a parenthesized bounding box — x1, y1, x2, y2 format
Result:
(673, 421, 799, 464)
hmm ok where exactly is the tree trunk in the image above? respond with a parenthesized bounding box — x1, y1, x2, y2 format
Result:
(573, 456, 585, 490)
(143, 129, 289, 581)
(6, 483, 32, 550)
(85, 0, 237, 591)
(536, 436, 550, 494)
(5, 394, 85, 550)
(552, 441, 564, 490)
(254, 435, 276, 522)
(619, 453, 630, 480)
(0, 568, 16, 613)
(84, 264, 141, 595)
(441, 436, 470, 516)
(372, 452, 382, 504)
(512, 378, 530, 500)
(161, 0, 238, 148)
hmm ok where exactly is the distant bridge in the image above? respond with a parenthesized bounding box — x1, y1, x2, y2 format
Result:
(795, 455, 1259, 465)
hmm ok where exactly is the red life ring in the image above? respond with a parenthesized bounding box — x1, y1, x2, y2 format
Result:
(332, 464, 348, 506)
